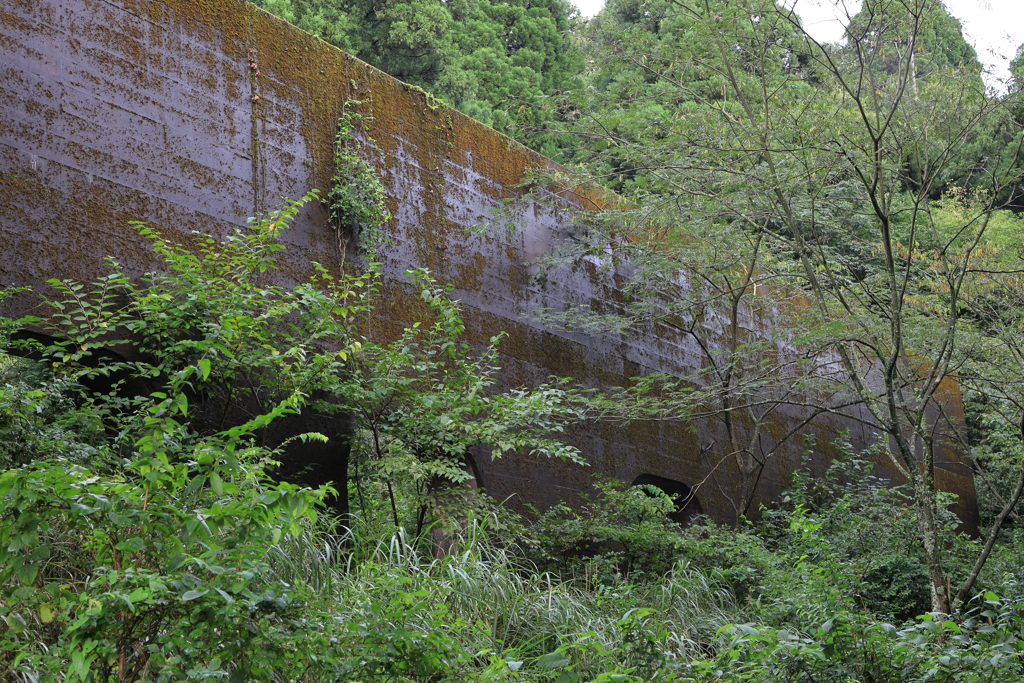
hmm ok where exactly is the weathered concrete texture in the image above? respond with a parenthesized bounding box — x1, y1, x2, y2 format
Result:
(0, 0, 978, 528)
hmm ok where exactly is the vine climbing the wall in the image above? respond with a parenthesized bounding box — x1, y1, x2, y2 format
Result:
(327, 100, 391, 263)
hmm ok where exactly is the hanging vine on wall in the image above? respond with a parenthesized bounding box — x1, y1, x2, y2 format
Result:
(328, 99, 391, 262)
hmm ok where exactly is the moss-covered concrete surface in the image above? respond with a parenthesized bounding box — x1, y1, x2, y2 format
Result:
(0, 0, 978, 529)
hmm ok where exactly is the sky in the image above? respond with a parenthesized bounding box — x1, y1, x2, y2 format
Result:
(572, 0, 1024, 86)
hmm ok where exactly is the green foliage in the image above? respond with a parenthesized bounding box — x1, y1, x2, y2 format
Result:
(682, 467, 1024, 681)
(0, 191, 590, 679)
(551, 0, 1024, 615)
(844, 0, 982, 78)
(335, 267, 584, 536)
(691, 594, 1024, 683)
(250, 0, 581, 155)
(0, 405, 327, 680)
(0, 195, 368, 680)
(263, 523, 747, 682)
(564, 0, 816, 181)
(964, 391, 1024, 526)
(523, 477, 689, 579)
(14, 193, 373, 452)
(252, 497, 1024, 683)
(0, 356, 106, 469)
(328, 101, 391, 260)
(765, 438, 974, 623)
(521, 477, 777, 594)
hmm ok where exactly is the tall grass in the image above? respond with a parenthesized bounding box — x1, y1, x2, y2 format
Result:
(264, 515, 746, 679)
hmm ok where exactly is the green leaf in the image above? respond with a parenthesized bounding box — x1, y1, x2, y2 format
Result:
(38, 603, 56, 624)
(184, 474, 207, 497)
(71, 649, 93, 680)
(538, 652, 568, 669)
(166, 553, 186, 571)
(115, 538, 145, 553)
(16, 562, 38, 586)
(198, 358, 211, 380)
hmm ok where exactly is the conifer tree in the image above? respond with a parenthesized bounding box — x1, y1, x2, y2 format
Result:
(250, 0, 581, 155)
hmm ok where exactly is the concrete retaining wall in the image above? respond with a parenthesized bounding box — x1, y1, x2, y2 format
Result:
(0, 0, 978, 527)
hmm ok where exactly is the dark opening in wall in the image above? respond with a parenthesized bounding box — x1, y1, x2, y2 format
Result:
(6, 330, 153, 400)
(3, 331, 356, 521)
(630, 473, 703, 527)
(464, 452, 482, 491)
(0, 331, 148, 469)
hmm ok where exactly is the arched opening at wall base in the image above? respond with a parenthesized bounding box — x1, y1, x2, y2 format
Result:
(5, 329, 153, 399)
(0, 329, 162, 473)
(630, 473, 704, 527)
(3, 331, 358, 524)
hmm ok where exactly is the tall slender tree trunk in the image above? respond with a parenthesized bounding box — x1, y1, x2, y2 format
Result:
(912, 476, 950, 613)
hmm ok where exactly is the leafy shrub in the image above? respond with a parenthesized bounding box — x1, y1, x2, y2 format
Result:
(0, 194, 366, 679)
(860, 556, 931, 622)
(763, 436, 967, 624)
(0, 194, 592, 681)
(0, 355, 106, 469)
(689, 593, 1024, 682)
(334, 267, 584, 543)
(521, 477, 688, 579)
(520, 477, 777, 596)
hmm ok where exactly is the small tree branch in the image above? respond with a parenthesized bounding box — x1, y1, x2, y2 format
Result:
(953, 414, 1024, 610)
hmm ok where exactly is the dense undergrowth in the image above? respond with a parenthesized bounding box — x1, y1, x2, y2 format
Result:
(2, 200, 1024, 681)
(6, 450, 1024, 681)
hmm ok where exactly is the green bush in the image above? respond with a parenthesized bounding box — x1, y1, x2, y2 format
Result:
(0, 355, 106, 469)
(762, 437, 971, 624)
(3, 198, 1024, 680)
(0, 194, 590, 681)
(520, 477, 690, 579)
(519, 477, 777, 599)
(860, 556, 931, 622)
(0, 195, 366, 679)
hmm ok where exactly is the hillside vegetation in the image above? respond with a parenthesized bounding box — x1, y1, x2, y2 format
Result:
(5, 0, 1024, 680)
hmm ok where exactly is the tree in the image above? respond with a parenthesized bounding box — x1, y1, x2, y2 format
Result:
(551, 0, 814, 173)
(327, 268, 585, 537)
(250, 0, 582, 156)
(495, 170, 851, 520)
(561, 0, 1024, 612)
(0, 193, 591, 678)
(503, 0, 847, 518)
(842, 0, 1013, 199)
(844, 0, 981, 80)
